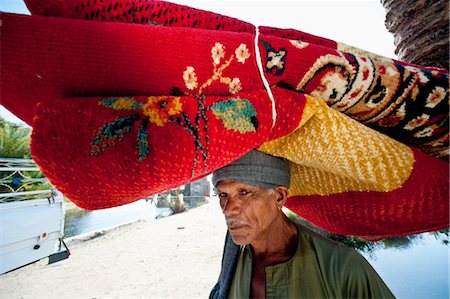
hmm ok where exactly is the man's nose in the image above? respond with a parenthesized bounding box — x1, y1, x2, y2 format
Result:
(222, 198, 240, 217)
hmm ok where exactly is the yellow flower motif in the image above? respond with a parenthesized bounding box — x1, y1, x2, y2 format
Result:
(431, 140, 444, 147)
(235, 44, 250, 64)
(266, 50, 286, 70)
(229, 78, 242, 94)
(404, 114, 430, 130)
(110, 97, 137, 110)
(413, 126, 436, 138)
(183, 66, 198, 90)
(425, 86, 446, 108)
(143, 96, 183, 127)
(211, 42, 225, 65)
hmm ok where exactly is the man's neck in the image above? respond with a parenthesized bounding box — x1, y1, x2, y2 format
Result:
(250, 214, 298, 266)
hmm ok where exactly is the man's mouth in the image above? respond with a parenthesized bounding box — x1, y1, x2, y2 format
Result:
(226, 219, 244, 230)
(229, 224, 244, 230)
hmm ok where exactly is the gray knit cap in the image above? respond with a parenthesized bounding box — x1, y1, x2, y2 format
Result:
(212, 150, 290, 189)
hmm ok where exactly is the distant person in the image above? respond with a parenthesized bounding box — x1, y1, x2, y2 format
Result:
(209, 150, 395, 298)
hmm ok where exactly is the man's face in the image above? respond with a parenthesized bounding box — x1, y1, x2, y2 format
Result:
(216, 179, 280, 245)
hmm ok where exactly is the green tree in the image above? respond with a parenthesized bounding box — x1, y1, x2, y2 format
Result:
(0, 118, 50, 196)
(430, 229, 449, 246)
(0, 117, 31, 158)
(380, 235, 420, 250)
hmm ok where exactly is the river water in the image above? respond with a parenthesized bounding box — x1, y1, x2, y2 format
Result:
(64, 199, 172, 238)
(361, 233, 448, 299)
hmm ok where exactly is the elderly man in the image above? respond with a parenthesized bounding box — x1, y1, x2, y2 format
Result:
(210, 150, 395, 299)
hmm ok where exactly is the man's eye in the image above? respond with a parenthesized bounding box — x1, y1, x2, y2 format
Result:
(239, 190, 251, 196)
(218, 193, 227, 198)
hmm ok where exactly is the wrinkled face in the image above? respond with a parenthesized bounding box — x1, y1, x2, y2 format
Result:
(216, 179, 280, 245)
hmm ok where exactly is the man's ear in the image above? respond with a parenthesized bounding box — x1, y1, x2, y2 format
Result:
(275, 186, 289, 208)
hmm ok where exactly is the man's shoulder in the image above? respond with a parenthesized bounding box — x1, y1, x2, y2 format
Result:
(293, 221, 385, 279)
(289, 221, 395, 298)
(294, 221, 350, 249)
(293, 220, 362, 262)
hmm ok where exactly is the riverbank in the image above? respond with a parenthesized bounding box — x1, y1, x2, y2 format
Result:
(0, 200, 227, 298)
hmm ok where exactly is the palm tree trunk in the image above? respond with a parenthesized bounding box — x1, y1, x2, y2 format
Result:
(381, 0, 449, 70)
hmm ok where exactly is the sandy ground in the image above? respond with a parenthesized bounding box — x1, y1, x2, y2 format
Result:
(0, 200, 228, 299)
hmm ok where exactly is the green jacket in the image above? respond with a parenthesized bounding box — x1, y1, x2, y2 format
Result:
(210, 222, 395, 299)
